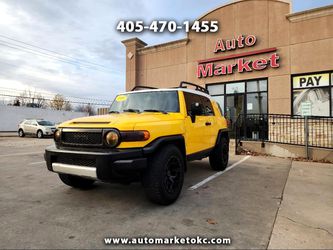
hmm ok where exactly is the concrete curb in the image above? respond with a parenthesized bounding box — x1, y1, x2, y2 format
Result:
(0, 132, 18, 137)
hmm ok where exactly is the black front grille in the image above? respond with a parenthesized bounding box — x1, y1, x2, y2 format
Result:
(61, 132, 102, 146)
(56, 156, 96, 167)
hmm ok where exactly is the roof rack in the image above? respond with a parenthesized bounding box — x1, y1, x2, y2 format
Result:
(179, 81, 210, 95)
(131, 85, 158, 91)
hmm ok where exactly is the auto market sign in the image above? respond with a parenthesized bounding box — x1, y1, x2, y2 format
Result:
(197, 34, 280, 78)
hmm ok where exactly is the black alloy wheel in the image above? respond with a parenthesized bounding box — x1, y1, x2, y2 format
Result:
(143, 145, 185, 205)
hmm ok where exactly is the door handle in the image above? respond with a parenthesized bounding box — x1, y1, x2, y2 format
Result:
(205, 122, 211, 126)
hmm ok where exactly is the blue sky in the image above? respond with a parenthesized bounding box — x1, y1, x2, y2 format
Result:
(0, 0, 331, 104)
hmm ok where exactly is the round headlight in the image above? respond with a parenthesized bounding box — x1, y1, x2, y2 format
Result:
(105, 130, 119, 147)
(54, 130, 61, 142)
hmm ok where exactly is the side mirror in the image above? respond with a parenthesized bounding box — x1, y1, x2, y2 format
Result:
(190, 102, 203, 123)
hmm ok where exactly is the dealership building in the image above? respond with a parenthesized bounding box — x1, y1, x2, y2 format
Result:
(122, 0, 333, 156)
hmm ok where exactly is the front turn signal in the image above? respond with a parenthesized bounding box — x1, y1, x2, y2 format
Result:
(121, 131, 150, 141)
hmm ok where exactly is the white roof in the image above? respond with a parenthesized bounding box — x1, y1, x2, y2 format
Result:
(120, 88, 212, 99)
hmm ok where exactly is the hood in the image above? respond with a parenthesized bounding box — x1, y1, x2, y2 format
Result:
(59, 113, 184, 130)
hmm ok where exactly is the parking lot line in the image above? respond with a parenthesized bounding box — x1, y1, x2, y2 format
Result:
(28, 161, 45, 165)
(188, 155, 251, 190)
(0, 151, 42, 157)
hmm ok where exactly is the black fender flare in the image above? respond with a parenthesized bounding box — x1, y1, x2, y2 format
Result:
(215, 129, 230, 147)
(143, 135, 187, 170)
(143, 135, 185, 156)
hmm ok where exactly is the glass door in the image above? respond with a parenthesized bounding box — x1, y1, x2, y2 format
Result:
(226, 94, 245, 137)
(207, 79, 268, 139)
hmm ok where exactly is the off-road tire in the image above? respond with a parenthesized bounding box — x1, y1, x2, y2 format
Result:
(209, 136, 229, 171)
(58, 174, 95, 189)
(18, 129, 25, 137)
(142, 145, 185, 205)
(37, 130, 43, 139)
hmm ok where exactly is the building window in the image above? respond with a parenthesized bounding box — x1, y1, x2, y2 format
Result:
(247, 80, 267, 92)
(331, 87, 333, 116)
(211, 95, 224, 114)
(207, 79, 268, 117)
(246, 92, 267, 114)
(207, 79, 268, 139)
(225, 82, 245, 94)
(292, 72, 332, 117)
(207, 84, 224, 95)
(331, 73, 333, 117)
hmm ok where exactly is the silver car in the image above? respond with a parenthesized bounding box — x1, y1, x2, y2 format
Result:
(18, 119, 56, 138)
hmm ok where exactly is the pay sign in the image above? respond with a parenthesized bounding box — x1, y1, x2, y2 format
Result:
(293, 73, 330, 89)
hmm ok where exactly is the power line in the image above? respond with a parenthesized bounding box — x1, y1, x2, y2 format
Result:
(0, 58, 119, 101)
(0, 83, 112, 105)
(0, 87, 112, 105)
(0, 90, 111, 105)
(0, 66, 114, 103)
(0, 66, 113, 102)
(0, 86, 112, 103)
(0, 41, 115, 74)
(0, 58, 117, 96)
(0, 34, 113, 70)
(0, 60, 61, 77)
(0, 93, 110, 106)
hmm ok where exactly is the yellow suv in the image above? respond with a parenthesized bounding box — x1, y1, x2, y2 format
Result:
(45, 82, 229, 205)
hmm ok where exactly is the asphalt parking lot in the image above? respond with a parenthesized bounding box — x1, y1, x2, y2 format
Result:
(0, 137, 331, 249)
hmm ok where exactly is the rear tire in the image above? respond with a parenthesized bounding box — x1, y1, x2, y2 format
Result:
(18, 129, 25, 137)
(37, 130, 43, 139)
(209, 136, 229, 171)
(58, 174, 95, 189)
(142, 145, 184, 205)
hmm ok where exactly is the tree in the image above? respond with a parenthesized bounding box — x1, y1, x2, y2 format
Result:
(50, 94, 66, 110)
(35, 93, 47, 108)
(75, 104, 85, 113)
(18, 90, 29, 106)
(75, 104, 96, 116)
(64, 101, 72, 111)
(85, 104, 96, 116)
(18, 89, 47, 108)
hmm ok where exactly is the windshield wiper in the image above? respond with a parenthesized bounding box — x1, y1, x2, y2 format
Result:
(143, 109, 168, 114)
(109, 110, 120, 114)
(123, 109, 141, 113)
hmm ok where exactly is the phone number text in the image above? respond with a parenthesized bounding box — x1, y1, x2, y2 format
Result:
(116, 20, 219, 33)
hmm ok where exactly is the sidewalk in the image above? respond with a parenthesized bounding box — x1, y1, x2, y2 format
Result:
(0, 132, 17, 137)
(268, 161, 333, 249)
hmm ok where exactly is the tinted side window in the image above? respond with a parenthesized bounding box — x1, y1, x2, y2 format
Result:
(183, 92, 214, 116)
(184, 92, 200, 115)
(202, 97, 214, 116)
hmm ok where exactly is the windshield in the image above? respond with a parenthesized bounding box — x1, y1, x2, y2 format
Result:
(109, 91, 179, 113)
(37, 120, 55, 126)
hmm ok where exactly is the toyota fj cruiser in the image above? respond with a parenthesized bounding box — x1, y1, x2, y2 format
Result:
(45, 82, 229, 205)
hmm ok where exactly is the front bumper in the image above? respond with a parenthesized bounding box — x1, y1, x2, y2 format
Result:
(44, 145, 147, 181)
